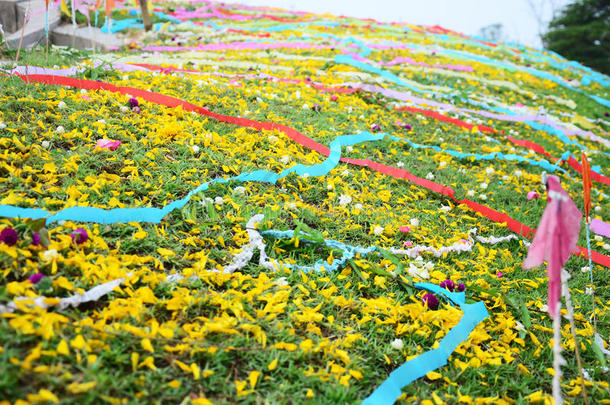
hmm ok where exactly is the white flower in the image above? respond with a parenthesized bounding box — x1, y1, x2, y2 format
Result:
(302, 173, 310, 179)
(256, 97, 263, 103)
(214, 197, 224, 205)
(275, 277, 289, 287)
(341, 169, 349, 176)
(295, 90, 301, 99)
(0, 121, 6, 129)
(440, 206, 451, 212)
(391, 338, 404, 350)
(408, 263, 429, 279)
(43, 249, 58, 261)
(581, 266, 591, 273)
(467, 190, 475, 197)
(269, 135, 278, 143)
(58, 101, 67, 109)
(233, 186, 246, 195)
(288, 202, 297, 210)
(346, 146, 354, 152)
(41, 140, 50, 149)
(56, 126, 65, 134)
(97, 119, 106, 124)
(423, 262, 435, 271)
(479, 194, 488, 200)
(595, 235, 603, 242)
(339, 194, 352, 206)
(502, 175, 510, 181)
(485, 167, 494, 175)
(80, 89, 87, 94)
(604, 243, 610, 251)
(191, 145, 200, 154)
(410, 218, 419, 227)
(439, 161, 447, 168)
(373, 226, 384, 236)
(327, 184, 333, 190)
(514, 170, 523, 177)
(515, 321, 525, 331)
(280, 155, 291, 164)
(346, 106, 353, 113)
(595, 206, 602, 212)
(120, 105, 129, 113)
(354, 203, 363, 210)
(302, 103, 309, 110)
(397, 162, 404, 168)
(425, 172, 435, 180)
(480, 182, 488, 190)
(585, 287, 593, 295)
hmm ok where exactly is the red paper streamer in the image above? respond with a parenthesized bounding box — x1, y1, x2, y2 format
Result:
(12, 73, 610, 268)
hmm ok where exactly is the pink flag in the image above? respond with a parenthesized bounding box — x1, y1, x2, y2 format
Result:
(523, 175, 581, 317)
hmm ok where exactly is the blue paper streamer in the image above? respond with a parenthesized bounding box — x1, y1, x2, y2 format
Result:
(363, 283, 489, 405)
(0, 132, 388, 225)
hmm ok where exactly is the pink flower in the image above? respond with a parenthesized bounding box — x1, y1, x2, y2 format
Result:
(403, 241, 413, 247)
(399, 226, 411, 233)
(0, 228, 18, 246)
(422, 293, 439, 310)
(527, 191, 539, 200)
(440, 279, 455, 291)
(29, 273, 44, 284)
(331, 94, 338, 101)
(71, 228, 88, 245)
(95, 139, 121, 151)
(496, 271, 503, 278)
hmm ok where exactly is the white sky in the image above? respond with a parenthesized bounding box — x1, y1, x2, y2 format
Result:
(231, 0, 572, 48)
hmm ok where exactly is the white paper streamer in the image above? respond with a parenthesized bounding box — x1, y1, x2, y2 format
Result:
(0, 275, 130, 314)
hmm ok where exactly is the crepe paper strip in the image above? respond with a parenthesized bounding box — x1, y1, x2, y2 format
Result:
(262, 229, 378, 273)
(523, 176, 582, 317)
(0, 275, 128, 314)
(140, 41, 334, 52)
(6, 73, 609, 269)
(95, 139, 121, 150)
(396, 106, 500, 134)
(507, 137, 610, 187)
(381, 56, 473, 72)
(388, 132, 564, 173)
(590, 219, 610, 238)
(363, 283, 489, 405)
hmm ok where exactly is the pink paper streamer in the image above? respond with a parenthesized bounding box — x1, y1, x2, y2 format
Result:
(591, 218, 610, 238)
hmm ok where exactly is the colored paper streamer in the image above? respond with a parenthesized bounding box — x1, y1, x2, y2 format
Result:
(363, 283, 489, 405)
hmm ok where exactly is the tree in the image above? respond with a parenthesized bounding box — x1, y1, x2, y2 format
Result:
(477, 23, 505, 43)
(542, 0, 609, 75)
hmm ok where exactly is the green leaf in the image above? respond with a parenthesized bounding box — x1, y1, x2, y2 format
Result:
(589, 340, 607, 368)
(26, 218, 46, 232)
(38, 228, 51, 248)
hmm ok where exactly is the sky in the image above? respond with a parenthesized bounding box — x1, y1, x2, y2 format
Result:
(231, 0, 573, 48)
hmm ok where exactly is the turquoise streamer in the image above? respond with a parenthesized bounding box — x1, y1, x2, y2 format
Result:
(261, 229, 377, 272)
(0, 132, 387, 225)
(259, 229, 489, 403)
(363, 283, 489, 404)
(0, 131, 565, 225)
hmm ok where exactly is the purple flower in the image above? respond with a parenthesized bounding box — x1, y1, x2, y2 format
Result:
(32, 233, 41, 246)
(371, 124, 381, 132)
(497, 271, 503, 278)
(71, 228, 88, 245)
(29, 273, 44, 284)
(457, 283, 466, 292)
(422, 293, 439, 310)
(128, 98, 139, 108)
(312, 104, 321, 112)
(0, 227, 18, 246)
(440, 279, 455, 292)
(605, 112, 609, 117)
